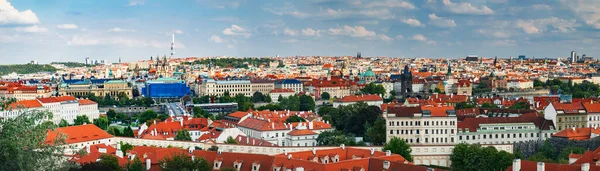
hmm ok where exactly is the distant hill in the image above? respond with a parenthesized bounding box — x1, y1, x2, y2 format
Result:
(0, 64, 57, 75)
(51, 62, 96, 68)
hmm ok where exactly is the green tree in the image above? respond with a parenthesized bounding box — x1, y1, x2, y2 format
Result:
(106, 109, 117, 119)
(159, 152, 211, 171)
(321, 92, 331, 100)
(192, 107, 209, 118)
(120, 142, 135, 155)
(126, 157, 144, 171)
(256, 104, 283, 111)
(316, 130, 359, 146)
(252, 91, 267, 103)
(434, 87, 443, 93)
(454, 102, 476, 109)
(97, 154, 121, 171)
(366, 117, 386, 145)
(139, 110, 158, 124)
(285, 115, 306, 123)
(383, 137, 413, 162)
(225, 136, 237, 144)
(361, 83, 386, 96)
(451, 143, 515, 171)
(107, 126, 122, 136)
(481, 103, 499, 109)
(123, 126, 135, 137)
(59, 119, 69, 127)
(174, 129, 192, 141)
(93, 116, 110, 130)
(235, 94, 254, 111)
(509, 101, 531, 110)
(0, 109, 72, 170)
(299, 95, 316, 111)
(74, 115, 90, 125)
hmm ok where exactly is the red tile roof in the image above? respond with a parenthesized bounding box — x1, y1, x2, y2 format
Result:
(37, 96, 77, 103)
(420, 105, 454, 117)
(46, 124, 114, 144)
(6, 99, 43, 110)
(506, 159, 600, 171)
(234, 135, 278, 146)
(552, 127, 600, 140)
(550, 102, 585, 114)
(288, 129, 317, 136)
(78, 99, 97, 105)
(336, 94, 383, 102)
(458, 114, 554, 132)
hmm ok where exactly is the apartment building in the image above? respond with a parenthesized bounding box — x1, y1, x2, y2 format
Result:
(457, 114, 556, 145)
(384, 105, 458, 145)
(198, 79, 252, 96)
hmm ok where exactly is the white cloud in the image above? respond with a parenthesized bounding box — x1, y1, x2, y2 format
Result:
(15, 25, 47, 33)
(108, 27, 136, 32)
(301, 28, 321, 37)
(328, 25, 376, 37)
(328, 25, 391, 41)
(559, 0, 600, 29)
(442, 0, 494, 15)
(531, 4, 552, 11)
(379, 34, 393, 41)
(428, 13, 456, 28)
(402, 18, 424, 27)
(281, 39, 299, 43)
(0, 0, 40, 25)
(283, 28, 298, 36)
(56, 24, 78, 29)
(365, 0, 415, 9)
(411, 34, 436, 44)
(67, 36, 185, 49)
(515, 17, 577, 34)
(128, 0, 146, 6)
(475, 29, 510, 38)
(223, 25, 251, 38)
(209, 35, 225, 43)
(395, 35, 404, 39)
(265, 7, 394, 20)
(491, 39, 516, 46)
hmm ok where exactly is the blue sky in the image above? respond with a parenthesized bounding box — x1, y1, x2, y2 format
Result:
(0, 0, 599, 64)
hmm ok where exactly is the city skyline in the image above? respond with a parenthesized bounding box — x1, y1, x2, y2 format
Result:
(1, 0, 599, 64)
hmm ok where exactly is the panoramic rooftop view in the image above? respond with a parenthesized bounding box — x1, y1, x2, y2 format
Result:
(1, 0, 600, 171)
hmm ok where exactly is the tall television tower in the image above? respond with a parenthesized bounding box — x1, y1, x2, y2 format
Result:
(170, 29, 175, 59)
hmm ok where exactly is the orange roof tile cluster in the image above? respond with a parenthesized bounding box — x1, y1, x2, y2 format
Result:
(71, 144, 128, 167)
(45, 124, 113, 144)
(78, 99, 97, 105)
(420, 105, 454, 117)
(552, 127, 600, 140)
(335, 94, 383, 102)
(5, 99, 43, 110)
(288, 129, 317, 136)
(37, 96, 77, 103)
(534, 96, 560, 110)
(238, 117, 332, 131)
(227, 109, 319, 123)
(140, 116, 209, 139)
(550, 102, 585, 114)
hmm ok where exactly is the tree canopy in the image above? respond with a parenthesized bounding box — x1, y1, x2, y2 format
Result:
(321, 92, 331, 100)
(383, 137, 413, 162)
(0, 64, 57, 75)
(0, 109, 72, 170)
(158, 152, 211, 171)
(93, 116, 110, 130)
(174, 129, 192, 141)
(450, 143, 515, 171)
(316, 130, 365, 146)
(366, 117, 386, 145)
(74, 115, 90, 125)
(360, 83, 386, 96)
(225, 136, 237, 144)
(285, 115, 306, 123)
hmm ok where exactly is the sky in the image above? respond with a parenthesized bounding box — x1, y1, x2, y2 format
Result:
(0, 0, 599, 64)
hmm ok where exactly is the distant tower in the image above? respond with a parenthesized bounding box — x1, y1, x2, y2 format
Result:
(356, 52, 361, 58)
(571, 51, 577, 63)
(170, 29, 175, 59)
(493, 56, 497, 66)
(119, 57, 121, 64)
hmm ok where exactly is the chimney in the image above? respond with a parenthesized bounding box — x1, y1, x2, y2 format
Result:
(512, 159, 521, 171)
(385, 150, 391, 156)
(309, 121, 314, 130)
(180, 119, 183, 127)
(340, 144, 345, 150)
(284, 150, 287, 156)
(191, 155, 195, 161)
(537, 162, 545, 171)
(581, 163, 590, 171)
(153, 120, 156, 125)
(288, 154, 292, 160)
(146, 159, 151, 170)
(370, 148, 375, 155)
(154, 128, 157, 135)
(85, 145, 90, 154)
(271, 123, 275, 129)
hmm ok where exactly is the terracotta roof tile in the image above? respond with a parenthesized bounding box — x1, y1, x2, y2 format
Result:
(45, 124, 113, 144)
